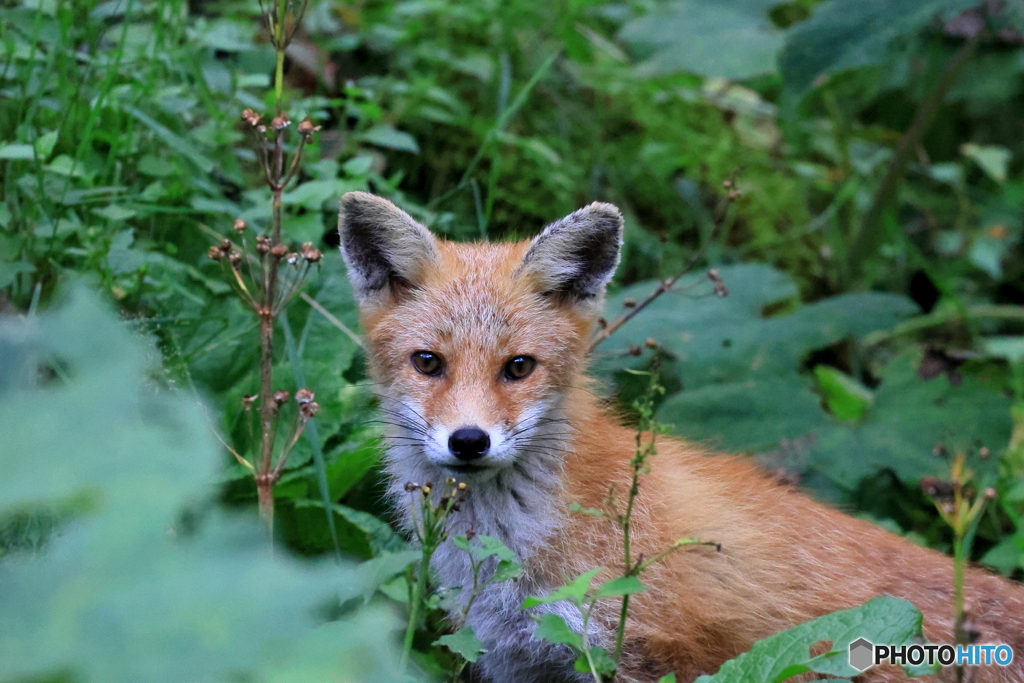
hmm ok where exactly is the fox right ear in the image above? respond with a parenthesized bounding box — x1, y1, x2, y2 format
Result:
(338, 192, 440, 304)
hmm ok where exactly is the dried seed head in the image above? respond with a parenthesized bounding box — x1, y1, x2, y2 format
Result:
(984, 487, 997, 500)
(628, 345, 642, 357)
(979, 446, 990, 458)
(404, 481, 420, 492)
(241, 394, 257, 411)
(301, 242, 323, 263)
(722, 179, 732, 188)
(295, 388, 315, 404)
(299, 400, 320, 419)
(645, 338, 658, 350)
(457, 482, 468, 491)
(227, 251, 242, 266)
(297, 117, 321, 137)
(597, 317, 608, 329)
(623, 298, 637, 308)
(273, 390, 290, 405)
(241, 109, 262, 127)
(286, 252, 299, 265)
(207, 246, 223, 261)
(270, 243, 288, 258)
(465, 528, 476, 540)
(255, 236, 270, 255)
(233, 219, 247, 233)
(422, 485, 431, 496)
(219, 239, 233, 252)
(271, 114, 291, 130)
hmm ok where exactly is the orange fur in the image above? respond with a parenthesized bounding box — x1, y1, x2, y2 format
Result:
(343, 193, 1024, 683)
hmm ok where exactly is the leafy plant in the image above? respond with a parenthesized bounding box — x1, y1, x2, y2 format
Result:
(0, 287, 402, 683)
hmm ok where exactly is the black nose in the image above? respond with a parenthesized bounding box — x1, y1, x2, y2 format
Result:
(448, 427, 491, 461)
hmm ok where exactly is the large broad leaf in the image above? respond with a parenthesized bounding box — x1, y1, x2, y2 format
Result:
(598, 264, 1012, 495)
(695, 597, 932, 682)
(0, 288, 403, 683)
(619, 0, 783, 80)
(808, 353, 1012, 491)
(600, 265, 918, 453)
(779, 0, 976, 99)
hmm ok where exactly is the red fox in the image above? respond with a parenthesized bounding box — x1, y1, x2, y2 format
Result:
(337, 191, 1024, 683)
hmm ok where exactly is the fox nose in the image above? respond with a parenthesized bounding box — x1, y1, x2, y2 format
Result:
(448, 427, 491, 461)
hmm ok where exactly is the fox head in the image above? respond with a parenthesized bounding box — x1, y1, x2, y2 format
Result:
(338, 191, 622, 482)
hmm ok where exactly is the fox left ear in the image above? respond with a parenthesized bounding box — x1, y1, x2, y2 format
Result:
(518, 202, 624, 302)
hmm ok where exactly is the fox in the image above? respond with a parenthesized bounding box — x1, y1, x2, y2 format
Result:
(337, 190, 1024, 683)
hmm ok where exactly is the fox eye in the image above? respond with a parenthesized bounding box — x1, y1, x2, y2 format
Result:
(411, 351, 445, 377)
(503, 355, 537, 381)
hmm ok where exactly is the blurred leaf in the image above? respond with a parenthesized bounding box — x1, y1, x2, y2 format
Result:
(814, 365, 874, 422)
(694, 597, 932, 682)
(984, 336, 1024, 363)
(358, 124, 421, 153)
(961, 143, 1012, 183)
(620, 0, 782, 79)
(969, 236, 1007, 278)
(0, 261, 36, 289)
(780, 0, 976, 99)
(346, 550, 420, 603)
(434, 626, 484, 663)
(0, 143, 35, 159)
(0, 287, 403, 683)
(93, 204, 137, 221)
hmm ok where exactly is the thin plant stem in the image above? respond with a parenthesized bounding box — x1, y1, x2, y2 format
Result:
(850, 32, 982, 277)
(591, 175, 738, 350)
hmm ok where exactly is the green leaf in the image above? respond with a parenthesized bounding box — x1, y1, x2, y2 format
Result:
(473, 534, 516, 562)
(358, 124, 420, 153)
(523, 568, 603, 608)
(693, 597, 931, 682)
(492, 559, 524, 583)
(93, 204, 137, 222)
(779, 0, 976, 99)
(569, 502, 608, 518)
(592, 575, 647, 600)
(814, 365, 874, 422)
(574, 646, 617, 677)
(659, 675, 677, 683)
(533, 613, 583, 650)
(434, 626, 484, 663)
(346, 550, 421, 603)
(34, 130, 58, 159)
(0, 143, 35, 159)
(123, 105, 215, 173)
(619, 0, 782, 79)
(0, 261, 35, 289)
(808, 352, 1011, 491)
(0, 287, 402, 683)
(983, 336, 1024, 364)
(961, 143, 1012, 183)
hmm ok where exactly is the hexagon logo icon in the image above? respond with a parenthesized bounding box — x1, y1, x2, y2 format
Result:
(849, 637, 874, 671)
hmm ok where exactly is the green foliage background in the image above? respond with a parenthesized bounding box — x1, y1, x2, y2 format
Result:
(3, 0, 1024, 680)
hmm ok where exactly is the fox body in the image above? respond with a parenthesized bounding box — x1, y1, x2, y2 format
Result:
(338, 192, 1024, 683)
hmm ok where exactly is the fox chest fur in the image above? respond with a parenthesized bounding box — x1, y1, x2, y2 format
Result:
(338, 191, 1024, 683)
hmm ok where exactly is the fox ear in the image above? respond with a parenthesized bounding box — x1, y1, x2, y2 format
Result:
(338, 192, 439, 303)
(518, 202, 624, 302)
